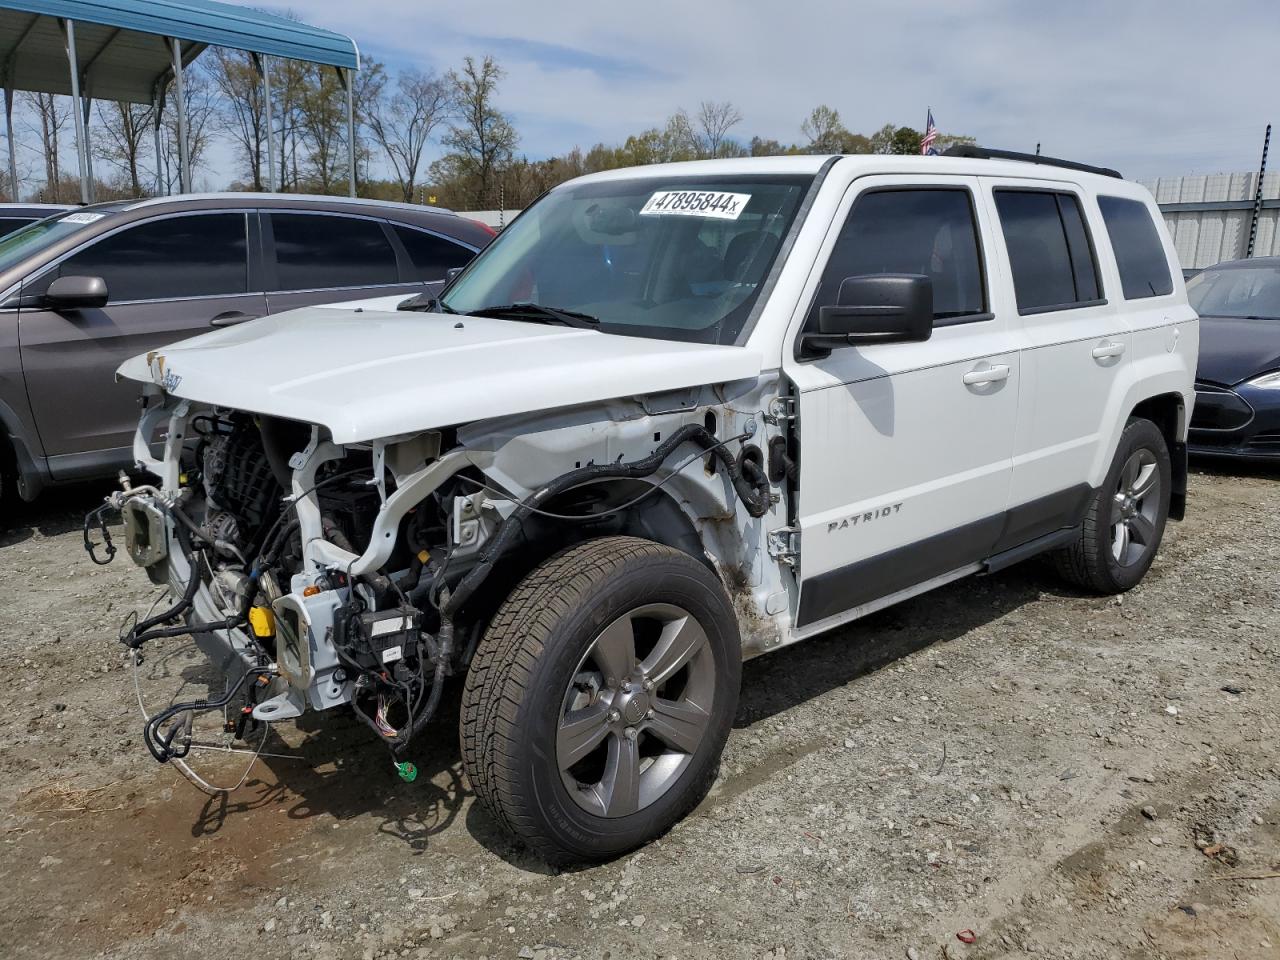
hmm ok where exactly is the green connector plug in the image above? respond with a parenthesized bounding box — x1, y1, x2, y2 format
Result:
(394, 761, 418, 783)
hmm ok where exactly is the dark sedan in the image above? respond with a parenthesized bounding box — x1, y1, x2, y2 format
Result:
(1186, 256, 1280, 459)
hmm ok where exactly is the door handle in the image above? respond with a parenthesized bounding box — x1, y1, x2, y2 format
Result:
(1092, 340, 1126, 359)
(209, 310, 260, 327)
(962, 363, 1010, 385)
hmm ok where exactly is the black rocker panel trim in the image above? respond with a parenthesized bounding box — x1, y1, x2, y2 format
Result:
(795, 484, 1095, 629)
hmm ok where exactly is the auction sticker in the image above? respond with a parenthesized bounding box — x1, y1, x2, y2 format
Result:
(640, 190, 751, 220)
(62, 211, 105, 224)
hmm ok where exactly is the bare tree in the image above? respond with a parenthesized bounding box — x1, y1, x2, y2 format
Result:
(94, 101, 155, 197)
(442, 55, 518, 208)
(367, 68, 451, 202)
(157, 64, 217, 192)
(695, 100, 743, 158)
(21, 92, 70, 201)
(210, 47, 268, 190)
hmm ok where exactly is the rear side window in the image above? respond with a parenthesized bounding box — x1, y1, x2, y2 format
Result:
(808, 188, 987, 327)
(393, 226, 473, 280)
(1097, 196, 1173, 299)
(270, 214, 398, 291)
(59, 213, 248, 301)
(993, 190, 1102, 313)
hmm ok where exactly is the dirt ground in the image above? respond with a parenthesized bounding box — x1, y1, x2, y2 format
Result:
(1, 463, 1277, 960)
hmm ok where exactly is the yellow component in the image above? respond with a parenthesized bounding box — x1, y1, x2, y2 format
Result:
(248, 606, 275, 639)
(179, 472, 189, 485)
(417, 550, 430, 564)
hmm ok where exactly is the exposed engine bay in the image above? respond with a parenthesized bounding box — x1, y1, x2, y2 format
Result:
(87, 379, 788, 778)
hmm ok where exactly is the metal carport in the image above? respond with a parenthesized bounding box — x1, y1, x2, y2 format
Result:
(0, 0, 361, 202)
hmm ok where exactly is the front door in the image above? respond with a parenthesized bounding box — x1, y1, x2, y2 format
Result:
(782, 176, 1019, 631)
(18, 211, 263, 472)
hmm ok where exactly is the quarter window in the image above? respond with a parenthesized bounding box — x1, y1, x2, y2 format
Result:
(993, 190, 1102, 313)
(393, 226, 473, 280)
(270, 214, 398, 291)
(58, 213, 249, 301)
(808, 188, 987, 327)
(1097, 196, 1173, 299)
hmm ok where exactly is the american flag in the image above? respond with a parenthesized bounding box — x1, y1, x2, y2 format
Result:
(921, 109, 939, 155)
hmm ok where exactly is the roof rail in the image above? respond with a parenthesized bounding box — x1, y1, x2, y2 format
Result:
(942, 144, 1122, 180)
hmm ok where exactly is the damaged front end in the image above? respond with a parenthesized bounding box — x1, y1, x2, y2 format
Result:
(91, 377, 785, 772)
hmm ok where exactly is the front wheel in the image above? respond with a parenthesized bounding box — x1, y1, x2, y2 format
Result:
(460, 536, 741, 865)
(1054, 417, 1172, 593)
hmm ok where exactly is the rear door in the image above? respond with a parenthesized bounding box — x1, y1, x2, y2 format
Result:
(782, 175, 1019, 632)
(984, 180, 1130, 543)
(18, 211, 264, 469)
(264, 212, 420, 312)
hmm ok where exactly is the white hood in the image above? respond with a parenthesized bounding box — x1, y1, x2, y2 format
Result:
(117, 305, 764, 444)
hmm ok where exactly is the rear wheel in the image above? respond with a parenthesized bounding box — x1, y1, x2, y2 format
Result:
(1055, 417, 1171, 593)
(460, 536, 740, 865)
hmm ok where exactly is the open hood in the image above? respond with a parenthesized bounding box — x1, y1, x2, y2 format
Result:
(117, 305, 764, 444)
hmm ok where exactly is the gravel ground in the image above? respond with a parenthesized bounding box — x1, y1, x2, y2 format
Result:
(1, 464, 1278, 960)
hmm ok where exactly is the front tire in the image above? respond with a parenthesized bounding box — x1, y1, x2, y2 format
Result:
(1055, 417, 1171, 593)
(460, 536, 741, 865)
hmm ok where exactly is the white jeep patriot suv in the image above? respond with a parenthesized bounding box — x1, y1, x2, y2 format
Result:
(95, 145, 1197, 864)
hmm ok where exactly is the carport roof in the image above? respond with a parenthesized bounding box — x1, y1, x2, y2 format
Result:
(0, 0, 359, 104)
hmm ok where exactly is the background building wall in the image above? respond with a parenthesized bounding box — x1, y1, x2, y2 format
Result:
(1140, 171, 1280, 269)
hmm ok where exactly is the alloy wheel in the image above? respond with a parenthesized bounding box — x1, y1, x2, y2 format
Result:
(1110, 448, 1161, 567)
(557, 603, 716, 818)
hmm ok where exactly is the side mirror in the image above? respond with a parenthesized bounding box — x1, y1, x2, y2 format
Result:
(799, 274, 934, 359)
(44, 275, 108, 310)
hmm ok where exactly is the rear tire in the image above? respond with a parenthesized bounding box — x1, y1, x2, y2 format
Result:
(1054, 417, 1171, 593)
(0, 440, 16, 532)
(460, 536, 740, 865)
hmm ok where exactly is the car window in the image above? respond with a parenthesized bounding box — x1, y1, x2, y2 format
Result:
(1186, 265, 1280, 320)
(993, 190, 1102, 313)
(0, 217, 36, 237)
(57, 213, 249, 302)
(393, 226, 473, 281)
(1097, 196, 1174, 299)
(270, 214, 398, 291)
(807, 188, 987, 328)
(440, 174, 812, 345)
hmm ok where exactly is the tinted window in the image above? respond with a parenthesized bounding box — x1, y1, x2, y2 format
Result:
(59, 214, 248, 301)
(270, 214, 397, 291)
(0, 216, 36, 237)
(1098, 196, 1173, 299)
(994, 190, 1104, 312)
(808, 188, 986, 326)
(394, 226, 473, 280)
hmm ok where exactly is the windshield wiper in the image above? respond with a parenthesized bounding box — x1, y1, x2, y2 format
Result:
(466, 302, 600, 329)
(397, 292, 457, 313)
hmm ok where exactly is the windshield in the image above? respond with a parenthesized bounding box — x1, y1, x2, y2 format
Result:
(1187, 265, 1280, 320)
(440, 174, 813, 344)
(0, 209, 118, 277)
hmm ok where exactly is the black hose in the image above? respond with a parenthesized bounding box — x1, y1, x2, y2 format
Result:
(442, 424, 770, 617)
(143, 665, 274, 762)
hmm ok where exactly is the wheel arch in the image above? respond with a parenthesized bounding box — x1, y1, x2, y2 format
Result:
(1128, 392, 1187, 521)
(452, 479, 720, 659)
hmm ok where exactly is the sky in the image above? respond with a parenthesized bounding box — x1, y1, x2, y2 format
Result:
(260, 0, 1278, 183)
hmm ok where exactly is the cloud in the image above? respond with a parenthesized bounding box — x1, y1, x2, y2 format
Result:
(267, 0, 1276, 178)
